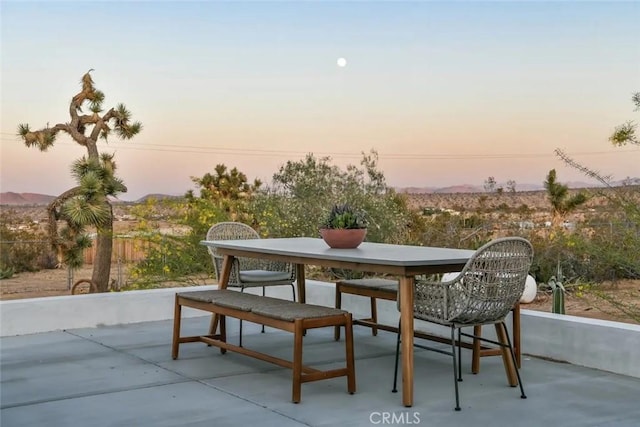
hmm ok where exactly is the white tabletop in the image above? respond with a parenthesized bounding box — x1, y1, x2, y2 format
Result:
(201, 237, 474, 267)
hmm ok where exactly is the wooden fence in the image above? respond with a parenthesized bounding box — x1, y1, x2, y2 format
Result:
(82, 237, 149, 265)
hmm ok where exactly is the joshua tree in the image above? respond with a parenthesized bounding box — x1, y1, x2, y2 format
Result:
(483, 176, 496, 193)
(17, 70, 141, 292)
(543, 169, 588, 227)
(189, 164, 262, 201)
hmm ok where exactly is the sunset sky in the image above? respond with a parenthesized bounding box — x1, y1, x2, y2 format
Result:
(1, 1, 639, 201)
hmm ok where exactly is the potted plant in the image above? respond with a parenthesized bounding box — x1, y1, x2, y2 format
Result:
(319, 204, 368, 248)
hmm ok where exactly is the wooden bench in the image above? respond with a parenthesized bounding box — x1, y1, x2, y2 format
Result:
(334, 278, 521, 371)
(172, 289, 356, 403)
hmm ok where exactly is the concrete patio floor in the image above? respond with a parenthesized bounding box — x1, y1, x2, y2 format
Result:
(2, 316, 639, 427)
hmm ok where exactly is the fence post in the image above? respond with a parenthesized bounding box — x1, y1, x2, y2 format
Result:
(67, 265, 74, 291)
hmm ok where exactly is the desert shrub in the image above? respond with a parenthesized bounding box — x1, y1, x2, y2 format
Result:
(553, 150, 640, 282)
(126, 197, 229, 288)
(0, 266, 15, 279)
(525, 230, 584, 283)
(0, 210, 50, 274)
(569, 214, 640, 282)
(420, 212, 493, 250)
(249, 151, 425, 245)
(247, 152, 427, 280)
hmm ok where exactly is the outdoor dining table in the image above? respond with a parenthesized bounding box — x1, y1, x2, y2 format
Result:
(201, 237, 474, 407)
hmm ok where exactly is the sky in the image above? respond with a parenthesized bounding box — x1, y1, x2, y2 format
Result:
(1, 0, 639, 201)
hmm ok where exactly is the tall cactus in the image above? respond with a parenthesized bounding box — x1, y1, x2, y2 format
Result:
(549, 277, 566, 314)
(548, 261, 566, 314)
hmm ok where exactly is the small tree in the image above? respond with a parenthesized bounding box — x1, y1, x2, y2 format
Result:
(543, 169, 588, 227)
(610, 92, 639, 146)
(483, 176, 496, 193)
(17, 70, 141, 292)
(187, 164, 262, 220)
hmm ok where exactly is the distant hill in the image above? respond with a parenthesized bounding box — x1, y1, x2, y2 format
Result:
(0, 192, 56, 205)
(0, 192, 187, 206)
(398, 184, 533, 194)
(135, 194, 184, 203)
(2, 179, 637, 206)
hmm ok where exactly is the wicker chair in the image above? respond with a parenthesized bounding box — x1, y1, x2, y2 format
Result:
(391, 237, 534, 411)
(206, 222, 296, 346)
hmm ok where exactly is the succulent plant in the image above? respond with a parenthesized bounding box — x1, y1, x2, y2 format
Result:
(321, 204, 368, 229)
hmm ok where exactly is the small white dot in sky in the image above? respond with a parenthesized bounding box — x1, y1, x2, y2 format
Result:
(337, 57, 347, 67)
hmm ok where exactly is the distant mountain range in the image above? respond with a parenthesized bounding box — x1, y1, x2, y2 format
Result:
(0, 192, 184, 206)
(0, 192, 58, 206)
(1, 179, 636, 206)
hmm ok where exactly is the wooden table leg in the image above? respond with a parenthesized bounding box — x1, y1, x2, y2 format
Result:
(295, 264, 306, 304)
(399, 276, 415, 407)
(209, 255, 233, 335)
(471, 325, 482, 374)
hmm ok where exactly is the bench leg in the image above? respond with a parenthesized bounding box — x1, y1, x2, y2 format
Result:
(292, 319, 304, 403)
(172, 296, 182, 360)
(344, 313, 356, 395)
(208, 314, 219, 336)
(334, 287, 342, 341)
(220, 314, 227, 354)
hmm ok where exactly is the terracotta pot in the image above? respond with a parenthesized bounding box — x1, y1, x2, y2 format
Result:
(319, 228, 367, 249)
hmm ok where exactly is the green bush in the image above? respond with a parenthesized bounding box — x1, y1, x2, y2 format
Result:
(126, 197, 228, 288)
(0, 210, 52, 274)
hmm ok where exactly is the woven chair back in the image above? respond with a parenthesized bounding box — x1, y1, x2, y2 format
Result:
(414, 237, 534, 325)
(206, 222, 264, 279)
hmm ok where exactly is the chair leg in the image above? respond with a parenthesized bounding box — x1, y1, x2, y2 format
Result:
(290, 283, 296, 302)
(391, 322, 400, 393)
(334, 286, 342, 341)
(261, 287, 266, 334)
(451, 326, 461, 411)
(370, 297, 378, 336)
(501, 321, 527, 399)
(239, 288, 245, 347)
(392, 320, 401, 393)
(457, 328, 463, 382)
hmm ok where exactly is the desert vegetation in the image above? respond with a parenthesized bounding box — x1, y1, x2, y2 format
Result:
(2, 150, 638, 321)
(2, 80, 638, 322)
